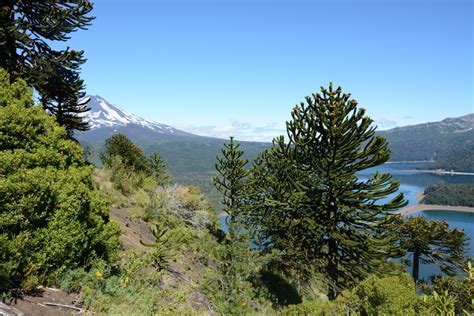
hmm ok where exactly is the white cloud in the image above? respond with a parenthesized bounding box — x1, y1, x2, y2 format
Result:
(375, 118, 398, 130)
(176, 121, 285, 142)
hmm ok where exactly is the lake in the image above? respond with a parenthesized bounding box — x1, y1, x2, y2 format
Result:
(362, 162, 474, 279)
(219, 162, 474, 280)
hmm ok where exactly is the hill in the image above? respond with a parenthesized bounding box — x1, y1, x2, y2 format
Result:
(75, 96, 269, 204)
(378, 114, 474, 162)
(77, 96, 474, 197)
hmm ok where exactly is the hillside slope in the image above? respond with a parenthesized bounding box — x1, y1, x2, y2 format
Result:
(77, 96, 474, 186)
(378, 114, 474, 162)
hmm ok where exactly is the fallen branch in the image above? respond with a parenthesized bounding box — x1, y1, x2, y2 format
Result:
(43, 302, 83, 313)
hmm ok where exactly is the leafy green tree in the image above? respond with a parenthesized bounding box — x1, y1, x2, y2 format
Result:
(247, 84, 407, 299)
(0, 1, 94, 133)
(100, 134, 148, 173)
(0, 70, 120, 292)
(398, 216, 468, 282)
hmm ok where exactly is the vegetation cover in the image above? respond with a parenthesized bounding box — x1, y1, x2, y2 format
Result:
(243, 84, 407, 299)
(0, 70, 120, 292)
(0, 0, 95, 135)
(423, 183, 474, 207)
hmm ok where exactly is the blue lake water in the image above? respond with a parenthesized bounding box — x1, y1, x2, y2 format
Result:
(220, 162, 474, 280)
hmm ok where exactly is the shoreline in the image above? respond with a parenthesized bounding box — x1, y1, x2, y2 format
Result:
(398, 191, 474, 216)
(401, 169, 474, 176)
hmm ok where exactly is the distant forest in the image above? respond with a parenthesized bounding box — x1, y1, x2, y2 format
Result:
(423, 183, 474, 207)
(431, 143, 474, 173)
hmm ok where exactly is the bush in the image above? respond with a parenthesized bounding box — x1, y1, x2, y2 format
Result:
(282, 273, 425, 315)
(0, 70, 120, 293)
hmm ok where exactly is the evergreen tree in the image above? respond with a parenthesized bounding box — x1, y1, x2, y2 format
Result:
(0, 1, 94, 133)
(247, 84, 407, 299)
(148, 152, 171, 186)
(398, 216, 468, 282)
(36, 49, 90, 135)
(213, 136, 249, 224)
(211, 137, 260, 313)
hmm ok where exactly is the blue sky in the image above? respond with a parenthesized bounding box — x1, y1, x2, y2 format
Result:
(67, 0, 472, 141)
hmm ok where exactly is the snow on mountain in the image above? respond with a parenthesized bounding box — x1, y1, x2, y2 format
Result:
(81, 95, 189, 136)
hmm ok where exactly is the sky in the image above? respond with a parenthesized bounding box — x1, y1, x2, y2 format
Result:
(66, 0, 473, 141)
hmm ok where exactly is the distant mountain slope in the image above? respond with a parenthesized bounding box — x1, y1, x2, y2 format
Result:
(378, 114, 474, 162)
(77, 96, 474, 191)
(432, 143, 474, 173)
(75, 96, 269, 200)
(79, 95, 192, 136)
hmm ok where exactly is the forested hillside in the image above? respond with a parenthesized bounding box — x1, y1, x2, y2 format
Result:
(423, 183, 474, 207)
(431, 143, 474, 173)
(2, 1, 473, 315)
(378, 114, 474, 162)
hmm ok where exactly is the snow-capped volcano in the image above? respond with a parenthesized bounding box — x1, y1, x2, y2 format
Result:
(81, 95, 190, 136)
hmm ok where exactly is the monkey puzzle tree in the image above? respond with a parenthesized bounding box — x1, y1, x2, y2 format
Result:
(247, 84, 407, 299)
(213, 136, 249, 225)
(0, 1, 94, 133)
(398, 216, 468, 282)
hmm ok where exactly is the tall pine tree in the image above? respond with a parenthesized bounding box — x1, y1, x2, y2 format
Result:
(0, 1, 94, 134)
(247, 84, 407, 299)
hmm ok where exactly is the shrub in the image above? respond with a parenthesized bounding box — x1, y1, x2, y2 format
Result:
(282, 273, 425, 315)
(0, 70, 120, 293)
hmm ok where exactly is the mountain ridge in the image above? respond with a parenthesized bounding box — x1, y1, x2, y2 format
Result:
(76, 95, 474, 198)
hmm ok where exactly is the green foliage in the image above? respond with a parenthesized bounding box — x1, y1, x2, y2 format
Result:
(433, 142, 474, 173)
(245, 84, 407, 299)
(282, 273, 428, 315)
(0, 74, 120, 293)
(378, 121, 474, 163)
(101, 134, 171, 195)
(101, 133, 149, 172)
(350, 274, 420, 315)
(0, 71, 34, 108)
(203, 232, 265, 315)
(397, 216, 468, 282)
(420, 260, 474, 314)
(140, 223, 183, 271)
(421, 290, 457, 316)
(213, 136, 249, 220)
(148, 152, 171, 186)
(59, 253, 191, 315)
(108, 155, 147, 195)
(207, 137, 276, 314)
(0, 1, 94, 133)
(423, 183, 474, 207)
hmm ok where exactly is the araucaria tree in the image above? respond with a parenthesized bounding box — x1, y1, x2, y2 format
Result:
(211, 137, 260, 313)
(0, 1, 94, 134)
(247, 84, 407, 299)
(213, 136, 249, 225)
(398, 216, 467, 282)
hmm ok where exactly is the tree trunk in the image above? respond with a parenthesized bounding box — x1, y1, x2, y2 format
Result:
(0, 0, 18, 81)
(327, 237, 338, 300)
(412, 249, 420, 282)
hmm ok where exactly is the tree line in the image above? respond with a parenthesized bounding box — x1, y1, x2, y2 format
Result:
(212, 84, 470, 302)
